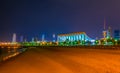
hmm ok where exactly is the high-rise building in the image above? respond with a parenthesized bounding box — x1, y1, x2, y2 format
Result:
(106, 27, 112, 39)
(32, 37, 38, 42)
(114, 30, 120, 40)
(34, 37, 38, 42)
(20, 36, 23, 42)
(103, 31, 107, 39)
(102, 18, 107, 40)
(12, 33, 16, 43)
(32, 37, 34, 42)
(42, 34, 45, 42)
(53, 34, 56, 42)
(102, 18, 112, 39)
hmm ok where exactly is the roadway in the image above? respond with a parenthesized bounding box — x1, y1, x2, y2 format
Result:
(0, 47, 120, 73)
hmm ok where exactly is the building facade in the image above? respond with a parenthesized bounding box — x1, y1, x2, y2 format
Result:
(57, 32, 94, 45)
(114, 30, 120, 40)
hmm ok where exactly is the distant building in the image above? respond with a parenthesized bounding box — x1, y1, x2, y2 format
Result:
(114, 30, 120, 40)
(34, 37, 38, 42)
(102, 27, 112, 40)
(57, 32, 93, 43)
(52, 34, 56, 42)
(20, 36, 23, 42)
(106, 27, 112, 39)
(12, 33, 16, 43)
(42, 34, 45, 42)
(32, 37, 34, 42)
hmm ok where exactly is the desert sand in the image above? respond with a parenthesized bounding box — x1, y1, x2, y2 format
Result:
(0, 47, 120, 73)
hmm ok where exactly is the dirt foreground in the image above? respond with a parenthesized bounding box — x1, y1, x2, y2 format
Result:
(0, 47, 120, 73)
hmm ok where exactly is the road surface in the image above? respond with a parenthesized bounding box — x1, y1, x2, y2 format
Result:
(0, 47, 120, 73)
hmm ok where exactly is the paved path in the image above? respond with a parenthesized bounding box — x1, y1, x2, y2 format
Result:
(0, 47, 120, 73)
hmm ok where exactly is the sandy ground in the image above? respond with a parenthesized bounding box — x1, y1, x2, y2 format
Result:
(0, 47, 120, 73)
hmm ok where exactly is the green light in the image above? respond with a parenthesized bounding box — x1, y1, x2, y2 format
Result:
(115, 39, 118, 42)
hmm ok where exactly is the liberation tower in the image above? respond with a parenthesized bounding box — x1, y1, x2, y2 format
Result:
(103, 18, 107, 40)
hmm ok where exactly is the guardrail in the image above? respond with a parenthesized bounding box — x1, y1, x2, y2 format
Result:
(0, 47, 27, 62)
(21, 45, 120, 50)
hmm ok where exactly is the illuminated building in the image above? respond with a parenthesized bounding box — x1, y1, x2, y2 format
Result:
(102, 18, 112, 40)
(32, 37, 34, 42)
(106, 27, 112, 39)
(102, 18, 107, 40)
(34, 37, 38, 42)
(103, 31, 107, 40)
(53, 34, 56, 42)
(102, 27, 113, 45)
(114, 30, 120, 40)
(42, 34, 45, 42)
(12, 33, 16, 43)
(101, 18, 113, 45)
(20, 36, 23, 42)
(57, 32, 94, 45)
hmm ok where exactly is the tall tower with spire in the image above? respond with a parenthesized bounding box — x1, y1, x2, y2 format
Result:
(103, 18, 107, 39)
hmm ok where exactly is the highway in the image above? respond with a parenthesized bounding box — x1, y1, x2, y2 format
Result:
(0, 47, 120, 73)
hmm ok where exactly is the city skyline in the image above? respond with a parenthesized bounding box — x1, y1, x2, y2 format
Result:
(1, 1, 120, 73)
(1, 0, 120, 41)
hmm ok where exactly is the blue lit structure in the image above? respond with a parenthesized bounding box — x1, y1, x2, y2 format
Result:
(114, 30, 120, 40)
(57, 32, 94, 45)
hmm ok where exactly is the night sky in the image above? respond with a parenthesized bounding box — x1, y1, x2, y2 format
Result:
(0, 0, 120, 42)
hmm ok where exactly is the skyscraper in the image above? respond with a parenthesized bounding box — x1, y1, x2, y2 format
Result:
(106, 27, 112, 39)
(32, 37, 34, 42)
(12, 33, 16, 43)
(53, 34, 56, 42)
(42, 34, 45, 42)
(114, 30, 120, 40)
(20, 36, 23, 42)
(102, 18, 107, 39)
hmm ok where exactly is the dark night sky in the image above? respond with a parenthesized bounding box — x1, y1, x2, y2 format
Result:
(0, 0, 120, 42)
